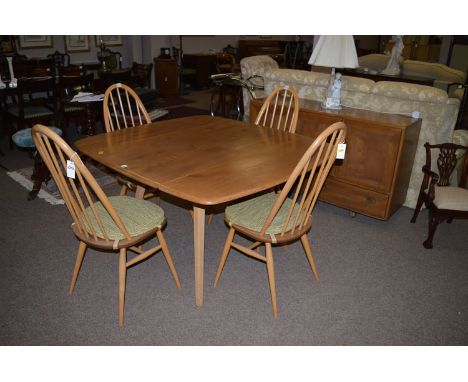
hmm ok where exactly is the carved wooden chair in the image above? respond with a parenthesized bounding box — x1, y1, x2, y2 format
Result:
(103, 83, 159, 203)
(213, 121, 347, 318)
(254, 85, 299, 133)
(32, 124, 180, 326)
(57, 73, 95, 140)
(411, 142, 468, 249)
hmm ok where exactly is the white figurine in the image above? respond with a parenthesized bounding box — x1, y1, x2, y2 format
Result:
(324, 72, 342, 109)
(6, 57, 17, 88)
(382, 36, 404, 76)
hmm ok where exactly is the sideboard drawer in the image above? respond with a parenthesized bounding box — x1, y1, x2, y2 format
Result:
(320, 178, 389, 220)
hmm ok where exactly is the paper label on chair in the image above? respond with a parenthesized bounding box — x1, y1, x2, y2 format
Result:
(337, 143, 346, 159)
(66, 160, 76, 179)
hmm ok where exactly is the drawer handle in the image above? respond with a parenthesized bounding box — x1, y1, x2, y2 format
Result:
(365, 196, 376, 204)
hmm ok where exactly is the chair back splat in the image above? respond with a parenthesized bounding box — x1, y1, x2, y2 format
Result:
(255, 85, 299, 133)
(103, 83, 151, 132)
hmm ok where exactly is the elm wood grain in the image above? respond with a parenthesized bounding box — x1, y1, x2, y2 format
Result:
(250, 98, 422, 220)
(76, 115, 315, 306)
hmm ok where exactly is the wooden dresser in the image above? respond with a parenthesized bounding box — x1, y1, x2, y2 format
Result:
(154, 58, 178, 96)
(250, 98, 422, 220)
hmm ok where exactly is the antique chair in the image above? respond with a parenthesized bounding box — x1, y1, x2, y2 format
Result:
(47, 50, 70, 77)
(215, 53, 240, 74)
(31, 124, 181, 326)
(410, 142, 468, 249)
(5, 76, 58, 141)
(103, 83, 159, 203)
(57, 73, 95, 140)
(254, 85, 299, 133)
(97, 48, 122, 71)
(213, 121, 347, 317)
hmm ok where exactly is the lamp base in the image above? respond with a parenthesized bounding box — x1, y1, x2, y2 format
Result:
(321, 97, 342, 110)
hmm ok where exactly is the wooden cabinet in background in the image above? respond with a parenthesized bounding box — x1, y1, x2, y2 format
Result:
(250, 98, 422, 220)
(154, 58, 178, 97)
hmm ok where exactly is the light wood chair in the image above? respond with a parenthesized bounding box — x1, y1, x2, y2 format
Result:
(103, 83, 159, 203)
(410, 142, 468, 249)
(213, 121, 347, 318)
(32, 124, 181, 326)
(254, 85, 299, 133)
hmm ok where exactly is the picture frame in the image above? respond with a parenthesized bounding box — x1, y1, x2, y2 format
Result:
(18, 35, 52, 49)
(95, 35, 122, 47)
(64, 35, 90, 53)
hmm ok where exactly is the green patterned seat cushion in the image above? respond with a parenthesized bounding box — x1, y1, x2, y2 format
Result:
(12, 126, 62, 148)
(81, 196, 165, 240)
(225, 192, 301, 235)
(7, 104, 55, 119)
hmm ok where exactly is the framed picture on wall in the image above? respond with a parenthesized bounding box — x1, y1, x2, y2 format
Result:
(95, 35, 122, 47)
(64, 36, 90, 53)
(18, 35, 53, 49)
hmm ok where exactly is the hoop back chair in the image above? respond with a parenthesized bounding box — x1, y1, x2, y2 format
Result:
(213, 121, 347, 318)
(103, 83, 158, 202)
(31, 124, 181, 326)
(410, 142, 468, 249)
(254, 85, 299, 133)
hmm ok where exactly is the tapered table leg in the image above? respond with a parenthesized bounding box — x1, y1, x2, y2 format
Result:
(193, 205, 205, 306)
(28, 151, 49, 200)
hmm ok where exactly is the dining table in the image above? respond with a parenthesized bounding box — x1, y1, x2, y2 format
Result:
(75, 115, 316, 306)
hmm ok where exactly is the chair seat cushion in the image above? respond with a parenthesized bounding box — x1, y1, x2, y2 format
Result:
(434, 186, 468, 211)
(12, 126, 62, 148)
(81, 196, 165, 240)
(7, 104, 55, 119)
(225, 192, 300, 235)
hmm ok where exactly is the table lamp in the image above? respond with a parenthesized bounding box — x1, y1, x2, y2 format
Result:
(308, 35, 358, 110)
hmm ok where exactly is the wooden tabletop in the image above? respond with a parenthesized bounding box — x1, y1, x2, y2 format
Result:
(75, 115, 316, 206)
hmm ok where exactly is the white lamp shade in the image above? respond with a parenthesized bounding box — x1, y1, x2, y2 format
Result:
(308, 35, 359, 69)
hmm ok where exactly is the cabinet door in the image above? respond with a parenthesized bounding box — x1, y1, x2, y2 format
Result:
(296, 112, 341, 140)
(332, 119, 402, 193)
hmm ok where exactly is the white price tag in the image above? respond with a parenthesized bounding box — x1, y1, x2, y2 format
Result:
(66, 160, 76, 179)
(336, 143, 346, 159)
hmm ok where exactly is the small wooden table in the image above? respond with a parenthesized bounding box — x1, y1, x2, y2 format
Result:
(75, 115, 315, 306)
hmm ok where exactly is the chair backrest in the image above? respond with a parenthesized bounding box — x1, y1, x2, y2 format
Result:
(260, 122, 347, 240)
(103, 83, 151, 132)
(47, 50, 70, 76)
(32, 124, 132, 243)
(131, 61, 153, 88)
(254, 85, 299, 133)
(98, 48, 122, 70)
(216, 53, 236, 74)
(58, 73, 94, 98)
(16, 76, 57, 112)
(424, 142, 468, 187)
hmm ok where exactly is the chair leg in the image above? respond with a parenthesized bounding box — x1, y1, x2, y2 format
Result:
(118, 248, 127, 326)
(213, 227, 235, 287)
(119, 184, 128, 196)
(411, 192, 425, 223)
(156, 230, 181, 288)
(69, 241, 87, 294)
(265, 243, 278, 319)
(300, 234, 319, 281)
(423, 212, 442, 249)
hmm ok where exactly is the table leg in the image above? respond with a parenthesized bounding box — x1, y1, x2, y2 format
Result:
(29, 151, 49, 201)
(135, 185, 145, 199)
(84, 103, 96, 136)
(193, 205, 205, 306)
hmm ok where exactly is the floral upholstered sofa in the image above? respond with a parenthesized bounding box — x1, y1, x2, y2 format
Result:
(240, 55, 468, 209)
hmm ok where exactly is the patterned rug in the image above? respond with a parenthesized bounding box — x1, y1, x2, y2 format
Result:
(7, 161, 117, 205)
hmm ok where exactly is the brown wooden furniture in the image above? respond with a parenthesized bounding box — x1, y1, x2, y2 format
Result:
(238, 39, 285, 65)
(32, 124, 180, 326)
(98, 69, 132, 91)
(250, 98, 422, 220)
(255, 86, 299, 133)
(215, 53, 240, 74)
(75, 115, 316, 306)
(213, 122, 347, 318)
(341, 68, 434, 86)
(182, 54, 217, 89)
(58, 73, 95, 140)
(102, 83, 159, 203)
(131, 61, 153, 89)
(154, 58, 178, 97)
(410, 142, 468, 249)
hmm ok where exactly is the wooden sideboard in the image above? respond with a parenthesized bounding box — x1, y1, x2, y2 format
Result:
(250, 98, 422, 220)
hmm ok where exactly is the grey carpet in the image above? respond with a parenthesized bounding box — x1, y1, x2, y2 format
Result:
(1, 133, 467, 345)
